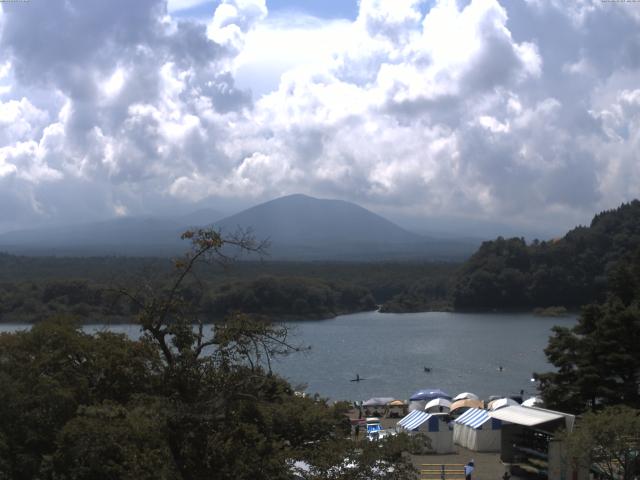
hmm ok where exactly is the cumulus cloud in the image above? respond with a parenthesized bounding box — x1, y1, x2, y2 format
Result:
(0, 0, 639, 235)
(0, 0, 256, 229)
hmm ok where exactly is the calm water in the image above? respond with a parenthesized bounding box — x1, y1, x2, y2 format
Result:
(0, 311, 576, 402)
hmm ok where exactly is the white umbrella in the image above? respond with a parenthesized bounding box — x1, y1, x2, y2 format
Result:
(424, 397, 452, 412)
(452, 392, 480, 401)
(488, 398, 519, 410)
(522, 396, 543, 407)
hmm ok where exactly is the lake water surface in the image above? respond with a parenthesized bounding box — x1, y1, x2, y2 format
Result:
(1, 311, 576, 402)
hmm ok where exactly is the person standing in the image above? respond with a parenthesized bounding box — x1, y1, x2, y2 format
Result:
(464, 460, 474, 480)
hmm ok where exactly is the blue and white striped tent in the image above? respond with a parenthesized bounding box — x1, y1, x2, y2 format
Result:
(453, 408, 501, 452)
(397, 410, 434, 431)
(397, 411, 455, 453)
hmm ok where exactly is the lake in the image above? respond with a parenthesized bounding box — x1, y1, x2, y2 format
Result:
(0, 310, 576, 402)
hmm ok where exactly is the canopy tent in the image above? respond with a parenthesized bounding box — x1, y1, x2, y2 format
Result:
(489, 406, 576, 475)
(410, 389, 451, 401)
(425, 397, 452, 413)
(489, 405, 575, 431)
(488, 397, 519, 411)
(408, 389, 451, 412)
(396, 411, 454, 453)
(452, 392, 480, 401)
(387, 399, 407, 418)
(453, 408, 501, 452)
(362, 397, 395, 407)
(450, 399, 484, 414)
(521, 396, 543, 407)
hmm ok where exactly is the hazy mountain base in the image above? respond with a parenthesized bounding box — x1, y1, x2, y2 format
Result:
(0, 194, 478, 261)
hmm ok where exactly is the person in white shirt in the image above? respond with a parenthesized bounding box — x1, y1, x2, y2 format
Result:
(464, 460, 475, 480)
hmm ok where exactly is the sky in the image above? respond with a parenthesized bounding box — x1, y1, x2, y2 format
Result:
(0, 0, 639, 237)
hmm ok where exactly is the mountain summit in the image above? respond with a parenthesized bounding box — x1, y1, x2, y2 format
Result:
(214, 194, 474, 260)
(216, 194, 421, 246)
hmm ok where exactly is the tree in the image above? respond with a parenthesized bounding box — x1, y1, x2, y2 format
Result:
(559, 406, 640, 480)
(536, 250, 640, 413)
(50, 401, 176, 480)
(0, 317, 162, 479)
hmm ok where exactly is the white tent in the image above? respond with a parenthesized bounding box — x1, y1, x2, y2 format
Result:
(362, 397, 395, 407)
(425, 397, 452, 413)
(488, 397, 519, 410)
(489, 405, 575, 432)
(452, 392, 480, 401)
(521, 396, 543, 407)
(396, 411, 454, 453)
(453, 408, 501, 452)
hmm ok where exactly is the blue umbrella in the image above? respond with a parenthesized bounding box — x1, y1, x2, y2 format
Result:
(409, 389, 452, 401)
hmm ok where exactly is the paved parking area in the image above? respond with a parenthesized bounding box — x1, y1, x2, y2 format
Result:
(411, 447, 509, 480)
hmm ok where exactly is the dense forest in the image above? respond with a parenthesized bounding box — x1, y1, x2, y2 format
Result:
(451, 200, 640, 310)
(0, 253, 458, 323)
(203, 276, 376, 319)
(0, 276, 378, 323)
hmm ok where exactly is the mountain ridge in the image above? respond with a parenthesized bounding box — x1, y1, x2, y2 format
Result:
(0, 194, 477, 260)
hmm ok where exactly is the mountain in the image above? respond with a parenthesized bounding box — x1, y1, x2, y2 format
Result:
(214, 194, 476, 260)
(0, 210, 222, 256)
(0, 195, 476, 259)
(216, 194, 420, 245)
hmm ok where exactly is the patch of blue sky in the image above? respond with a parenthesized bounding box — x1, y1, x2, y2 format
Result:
(169, 0, 360, 20)
(266, 0, 358, 20)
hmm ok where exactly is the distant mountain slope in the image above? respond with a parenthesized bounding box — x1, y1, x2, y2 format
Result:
(214, 194, 476, 260)
(0, 195, 476, 260)
(452, 200, 640, 310)
(0, 209, 222, 256)
(216, 194, 421, 245)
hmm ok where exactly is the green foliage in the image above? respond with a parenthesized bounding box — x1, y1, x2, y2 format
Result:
(536, 249, 640, 413)
(203, 276, 376, 319)
(559, 406, 640, 480)
(51, 401, 175, 480)
(453, 200, 640, 310)
(0, 317, 161, 479)
(380, 275, 452, 313)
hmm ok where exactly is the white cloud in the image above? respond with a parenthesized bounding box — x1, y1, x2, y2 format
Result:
(207, 0, 266, 50)
(0, 0, 639, 234)
(233, 14, 353, 97)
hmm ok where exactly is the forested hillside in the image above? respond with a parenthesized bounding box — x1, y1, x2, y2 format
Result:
(452, 200, 640, 310)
